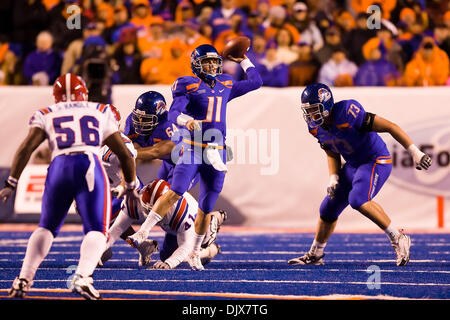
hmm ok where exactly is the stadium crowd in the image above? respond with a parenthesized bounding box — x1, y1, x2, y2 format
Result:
(0, 0, 449, 88)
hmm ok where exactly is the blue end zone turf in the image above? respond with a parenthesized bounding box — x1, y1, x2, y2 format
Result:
(0, 231, 449, 300)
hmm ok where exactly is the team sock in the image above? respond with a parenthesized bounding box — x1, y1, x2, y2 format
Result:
(309, 239, 327, 257)
(19, 227, 54, 281)
(384, 224, 401, 242)
(108, 211, 134, 248)
(76, 231, 106, 278)
(139, 210, 163, 235)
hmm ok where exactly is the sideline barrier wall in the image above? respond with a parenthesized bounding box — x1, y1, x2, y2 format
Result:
(0, 85, 449, 230)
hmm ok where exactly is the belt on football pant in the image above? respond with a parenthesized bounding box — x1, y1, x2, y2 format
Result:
(182, 139, 225, 149)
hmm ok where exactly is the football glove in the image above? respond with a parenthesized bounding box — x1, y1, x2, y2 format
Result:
(408, 144, 432, 170)
(152, 260, 171, 269)
(327, 174, 339, 200)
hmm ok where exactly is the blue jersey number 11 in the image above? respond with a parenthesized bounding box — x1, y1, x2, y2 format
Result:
(204, 96, 223, 123)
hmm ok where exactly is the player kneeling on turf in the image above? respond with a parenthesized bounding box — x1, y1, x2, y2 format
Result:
(103, 179, 226, 269)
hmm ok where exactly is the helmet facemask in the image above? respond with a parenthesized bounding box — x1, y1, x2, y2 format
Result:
(192, 55, 223, 82)
(301, 102, 329, 126)
(132, 110, 158, 135)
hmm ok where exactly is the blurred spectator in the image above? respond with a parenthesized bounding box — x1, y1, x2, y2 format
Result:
(274, 27, 298, 65)
(97, 1, 115, 28)
(0, 35, 18, 85)
(73, 35, 114, 103)
(174, 1, 195, 24)
(288, 2, 323, 52)
(48, 0, 89, 52)
(183, 18, 212, 54)
(314, 26, 342, 65)
(137, 17, 171, 59)
(256, 0, 271, 21)
(23, 31, 62, 85)
(112, 27, 142, 84)
(130, 0, 157, 30)
(433, 24, 450, 60)
(425, 0, 450, 26)
(444, 11, 450, 30)
(214, 13, 248, 55)
(12, 0, 49, 57)
(318, 46, 358, 87)
(342, 12, 377, 65)
(255, 41, 289, 87)
(61, 21, 103, 75)
(350, 0, 397, 20)
(391, 0, 427, 26)
(403, 37, 449, 86)
(264, 5, 300, 44)
(246, 10, 266, 38)
(160, 38, 192, 84)
(397, 18, 425, 63)
(209, 0, 249, 40)
(364, 25, 405, 73)
(335, 11, 356, 40)
(103, 5, 134, 45)
(354, 42, 400, 86)
(288, 42, 320, 86)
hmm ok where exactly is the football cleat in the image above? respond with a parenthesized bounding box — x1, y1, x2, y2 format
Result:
(200, 243, 221, 266)
(126, 230, 148, 249)
(187, 251, 205, 271)
(9, 277, 33, 298)
(391, 229, 411, 266)
(71, 274, 102, 300)
(137, 239, 159, 267)
(98, 247, 113, 267)
(288, 252, 325, 265)
(202, 210, 227, 249)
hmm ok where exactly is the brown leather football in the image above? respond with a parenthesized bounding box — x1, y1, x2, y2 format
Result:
(222, 36, 251, 59)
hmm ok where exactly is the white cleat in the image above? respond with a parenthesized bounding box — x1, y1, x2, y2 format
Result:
(137, 239, 159, 267)
(391, 229, 411, 266)
(202, 210, 227, 249)
(126, 230, 148, 249)
(71, 274, 102, 300)
(200, 243, 221, 266)
(187, 251, 205, 271)
(9, 277, 33, 298)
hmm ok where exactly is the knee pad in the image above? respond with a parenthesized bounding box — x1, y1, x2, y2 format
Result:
(348, 190, 365, 210)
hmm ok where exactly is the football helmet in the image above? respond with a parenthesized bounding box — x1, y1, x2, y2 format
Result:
(53, 73, 88, 103)
(132, 91, 167, 135)
(300, 83, 334, 127)
(140, 179, 171, 211)
(191, 44, 223, 83)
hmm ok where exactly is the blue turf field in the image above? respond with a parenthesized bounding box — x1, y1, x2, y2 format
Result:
(0, 230, 449, 300)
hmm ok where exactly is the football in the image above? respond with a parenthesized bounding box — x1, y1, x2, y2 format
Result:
(222, 36, 251, 59)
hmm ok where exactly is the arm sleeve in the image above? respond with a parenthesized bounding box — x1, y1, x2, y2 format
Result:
(102, 106, 120, 140)
(28, 110, 45, 130)
(229, 62, 263, 101)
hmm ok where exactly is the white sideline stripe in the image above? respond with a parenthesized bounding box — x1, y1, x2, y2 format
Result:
(0, 279, 448, 286)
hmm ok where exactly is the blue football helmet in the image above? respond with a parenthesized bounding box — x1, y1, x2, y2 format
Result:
(191, 44, 223, 83)
(300, 83, 334, 126)
(132, 91, 167, 135)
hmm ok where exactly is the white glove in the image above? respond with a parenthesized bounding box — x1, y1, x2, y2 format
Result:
(327, 174, 339, 200)
(225, 145, 233, 162)
(407, 144, 432, 170)
(152, 260, 171, 269)
(111, 184, 125, 198)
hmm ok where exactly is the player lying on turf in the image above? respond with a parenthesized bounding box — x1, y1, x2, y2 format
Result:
(101, 178, 226, 269)
(288, 83, 432, 267)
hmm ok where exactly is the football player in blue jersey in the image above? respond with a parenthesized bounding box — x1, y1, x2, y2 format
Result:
(288, 83, 432, 267)
(101, 90, 226, 266)
(127, 44, 263, 270)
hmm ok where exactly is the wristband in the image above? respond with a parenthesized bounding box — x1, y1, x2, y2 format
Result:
(240, 58, 255, 72)
(5, 176, 18, 189)
(125, 180, 136, 190)
(177, 113, 194, 127)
